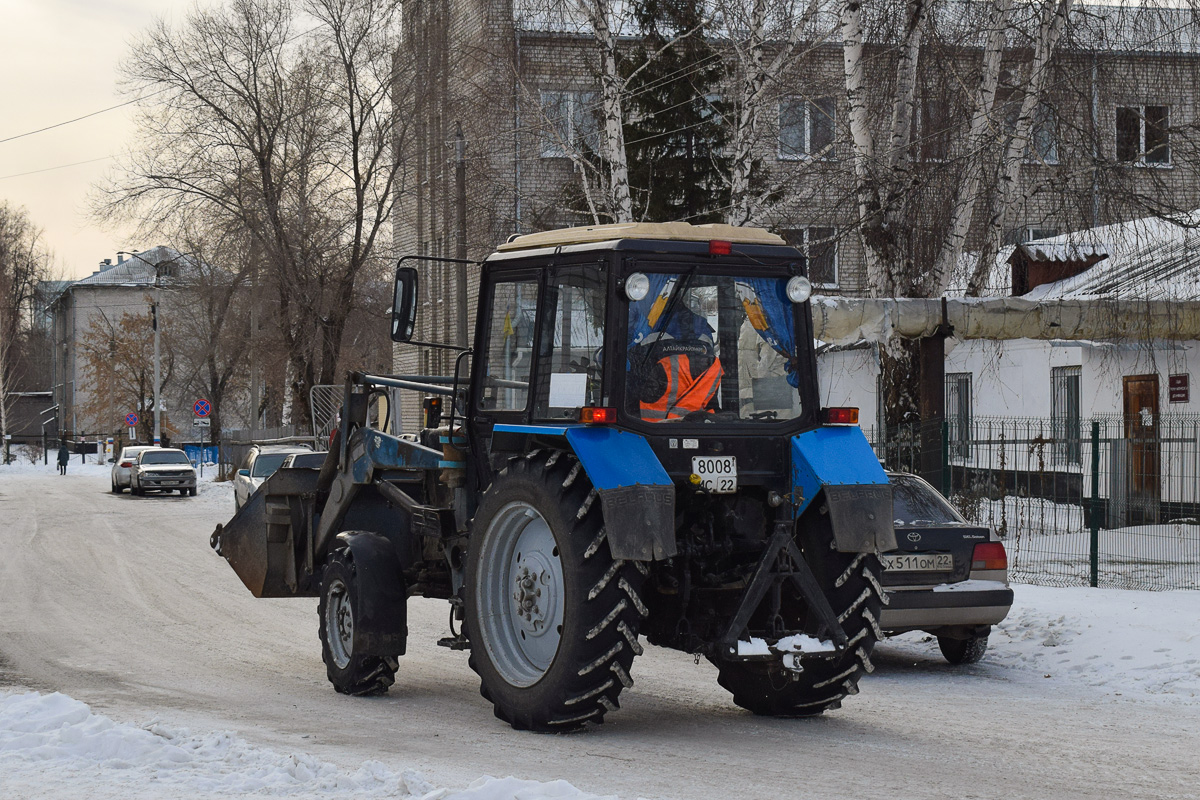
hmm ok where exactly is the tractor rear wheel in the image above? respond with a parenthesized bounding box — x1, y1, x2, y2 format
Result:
(465, 450, 647, 732)
(714, 532, 886, 717)
(318, 546, 399, 696)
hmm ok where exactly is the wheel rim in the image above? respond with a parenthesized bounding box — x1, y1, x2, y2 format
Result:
(477, 501, 565, 688)
(325, 578, 354, 670)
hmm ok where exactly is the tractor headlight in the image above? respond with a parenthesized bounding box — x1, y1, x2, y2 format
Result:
(624, 272, 650, 301)
(786, 275, 813, 303)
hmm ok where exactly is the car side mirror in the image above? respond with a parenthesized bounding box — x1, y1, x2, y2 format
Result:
(391, 266, 418, 343)
(238, 469, 250, 477)
(108, 458, 116, 463)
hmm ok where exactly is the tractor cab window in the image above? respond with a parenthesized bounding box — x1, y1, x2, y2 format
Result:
(479, 279, 539, 411)
(535, 267, 607, 419)
(625, 272, 801, 423)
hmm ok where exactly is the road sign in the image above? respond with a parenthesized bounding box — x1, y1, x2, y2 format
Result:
(192, 418, 211, 427)
(194, 398, 211, 417)
(125, 412, 139, 427)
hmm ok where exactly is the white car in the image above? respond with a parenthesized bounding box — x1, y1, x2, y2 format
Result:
(280, 451, 328, 470)
(130, 448, 197, 496)
(111, 445, 159, 493)
(233, 445, 313, 510)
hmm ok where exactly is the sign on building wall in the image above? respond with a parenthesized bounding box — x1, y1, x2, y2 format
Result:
(1169, 374, 1189, 403)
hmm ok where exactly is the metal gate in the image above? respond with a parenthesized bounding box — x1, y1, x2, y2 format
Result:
(309, 385, 341, 443)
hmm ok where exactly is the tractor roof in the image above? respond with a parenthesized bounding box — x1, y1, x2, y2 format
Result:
(496, 222, 786, 253)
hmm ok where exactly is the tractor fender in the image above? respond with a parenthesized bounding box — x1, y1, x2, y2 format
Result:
(493, 424, 677, 561)
(332, 531, 408, 657)
(791, 427, 897, 554)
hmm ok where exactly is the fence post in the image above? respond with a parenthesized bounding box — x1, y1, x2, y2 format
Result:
(942, 419, 951, 496)
(1090, 419, 1100, 588)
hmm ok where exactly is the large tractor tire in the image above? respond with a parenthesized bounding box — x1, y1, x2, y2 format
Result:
(465, 450, 648, 732)
(318, 545, 399, 696)
(713, 528, 886, 717)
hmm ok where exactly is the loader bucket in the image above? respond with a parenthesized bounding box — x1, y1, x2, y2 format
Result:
(210, 468, 322, 598)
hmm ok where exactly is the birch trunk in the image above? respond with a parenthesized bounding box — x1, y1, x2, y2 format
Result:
(578, 0, 634, 222)
(969, 0, 1074, 296)
(842, 0, 886, 295)
(931, 0, 1014, 291)
(724, 0, 822, 227)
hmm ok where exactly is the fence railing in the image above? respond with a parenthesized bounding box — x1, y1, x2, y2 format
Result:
(865, 415, 1200, 591)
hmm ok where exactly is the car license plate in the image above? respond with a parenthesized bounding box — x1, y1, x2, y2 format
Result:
(161, 480, 179, 486)
(692, 456, 737, 494)
(881, 553, 954, 572)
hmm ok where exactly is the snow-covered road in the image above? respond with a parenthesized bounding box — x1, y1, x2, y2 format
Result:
(2, 463, 1198, 799)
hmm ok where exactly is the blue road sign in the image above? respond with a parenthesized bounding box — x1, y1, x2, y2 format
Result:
(194, 398, 211, 417)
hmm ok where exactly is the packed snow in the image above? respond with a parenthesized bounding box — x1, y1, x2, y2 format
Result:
(3, 582, 1197, 798)
(0, 692, 625, 800)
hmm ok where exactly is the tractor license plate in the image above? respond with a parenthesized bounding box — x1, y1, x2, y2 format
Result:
(881, 553, 954, 572)
(692, 456, 737, 494)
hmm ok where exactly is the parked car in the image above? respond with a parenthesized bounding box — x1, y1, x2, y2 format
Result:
(130, 448, 197, 497)
(280, 451, 328, 470)
(233, 445, 313, 510)
(111, 445, 160, 493)
(880, 472, 1014, 664)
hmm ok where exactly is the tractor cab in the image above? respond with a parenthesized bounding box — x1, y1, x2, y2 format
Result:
(439, 223, 821, 492)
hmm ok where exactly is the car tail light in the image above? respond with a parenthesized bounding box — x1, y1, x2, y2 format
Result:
(120, 461, 133, 468)
(580, 406, 616, 424)
(972, 541, 1008, 571)
(823, 407, 859, 425)
(708, 240, 732, 255)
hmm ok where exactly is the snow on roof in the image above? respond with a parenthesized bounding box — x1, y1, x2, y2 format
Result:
(1010, 242, 1108, 264)
(951, 212, 1200, 302)
(69, 246, 188, 289)
(512, 1, 1200, 53)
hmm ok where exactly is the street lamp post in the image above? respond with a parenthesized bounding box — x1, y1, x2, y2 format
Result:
(117, 250, 164, 445)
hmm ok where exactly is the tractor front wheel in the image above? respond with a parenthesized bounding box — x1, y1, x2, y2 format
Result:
(465, 451, 647, 731)
(318, 546, 399, 696)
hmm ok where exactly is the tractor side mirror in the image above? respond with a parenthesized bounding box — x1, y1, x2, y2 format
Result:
(391, 266, 418, 343)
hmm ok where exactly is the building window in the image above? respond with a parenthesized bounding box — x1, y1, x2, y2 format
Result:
(917, 97, 951, 162)
(1052, 365, 1082, 465)
(946, 372, 972, 460)
(778, 97, 835, 160)
(781, 227, 838, 287)
(1028, 103, 1058, 164)
(1023, 227, 1058, 242)
(540, 90, 599, 158)
(1116, 105, 1170, 165)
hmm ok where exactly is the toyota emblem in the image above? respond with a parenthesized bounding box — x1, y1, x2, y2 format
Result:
(906, 531, 922, 543)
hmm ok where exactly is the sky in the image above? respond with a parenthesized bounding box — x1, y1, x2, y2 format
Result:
(0, 0, 213, 280)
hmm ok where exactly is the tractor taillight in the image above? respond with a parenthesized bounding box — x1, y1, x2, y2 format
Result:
(823, 407, 859, 425)
(709, 240, 732, 255)
(580, 407, 616, 424)
(972, 541, 1008, 571)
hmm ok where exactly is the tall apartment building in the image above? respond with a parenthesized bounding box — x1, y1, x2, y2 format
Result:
(392, 1, 1200, 396)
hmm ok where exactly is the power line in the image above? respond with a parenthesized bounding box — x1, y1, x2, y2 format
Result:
(0, 156, 114, 182)
(0, 94, 162, 146)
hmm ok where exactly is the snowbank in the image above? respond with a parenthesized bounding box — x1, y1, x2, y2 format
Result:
(0, 692, 624, 800)
(883, 583, 1200, 699)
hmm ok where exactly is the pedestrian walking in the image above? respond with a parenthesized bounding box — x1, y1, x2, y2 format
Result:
(57, 442, 70, 475)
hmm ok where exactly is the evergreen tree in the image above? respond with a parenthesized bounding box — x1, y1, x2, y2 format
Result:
(622, 0, 729, 223)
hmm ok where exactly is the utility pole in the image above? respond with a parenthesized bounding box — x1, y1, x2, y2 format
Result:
(455, 121, 468, 348)
(249, 239, 260, 433)
(152, 269, 162, 445)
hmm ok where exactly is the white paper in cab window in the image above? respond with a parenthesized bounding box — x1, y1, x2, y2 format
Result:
(548, 373, 587, 407)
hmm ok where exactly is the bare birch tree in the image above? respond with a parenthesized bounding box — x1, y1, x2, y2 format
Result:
(97, 0, 406, 428)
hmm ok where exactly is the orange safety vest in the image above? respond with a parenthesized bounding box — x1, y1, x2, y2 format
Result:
(640, 353, 724, 421)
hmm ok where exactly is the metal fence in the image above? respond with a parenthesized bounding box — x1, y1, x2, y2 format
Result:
(865, 415, 1200, 591)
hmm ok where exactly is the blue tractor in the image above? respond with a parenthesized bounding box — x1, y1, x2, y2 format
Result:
(211, 222, 895, 730)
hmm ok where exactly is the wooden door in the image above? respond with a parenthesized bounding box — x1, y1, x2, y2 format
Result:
(1122, 375, 1160, 523)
